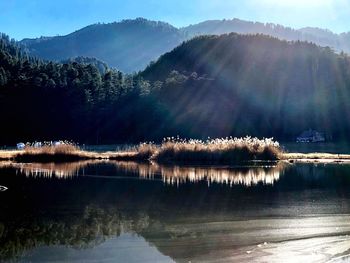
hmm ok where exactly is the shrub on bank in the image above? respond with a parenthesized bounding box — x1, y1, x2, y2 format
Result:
(15, 144, 87, 162)
(151, 137, 281, 164)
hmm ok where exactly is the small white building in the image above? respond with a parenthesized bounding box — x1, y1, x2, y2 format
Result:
(296, 129, 325, 143)
(16, 142, 25, 150)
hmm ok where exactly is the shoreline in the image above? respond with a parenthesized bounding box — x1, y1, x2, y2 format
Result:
(1, 149, 350, 164)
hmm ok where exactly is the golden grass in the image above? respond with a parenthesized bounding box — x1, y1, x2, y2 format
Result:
(15, 144, 97, 162)
(150, 137, 281, 164)
(0, 143, 153, 162)
(108, 143, 157, 161)
(1, 138, 350, 164)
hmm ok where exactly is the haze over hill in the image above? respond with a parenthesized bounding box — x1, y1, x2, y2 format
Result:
(141, 34, 350, 140)
(20, 18, 186, 73)
(182, 19, 350, 51)
(19, 18, 350, 73)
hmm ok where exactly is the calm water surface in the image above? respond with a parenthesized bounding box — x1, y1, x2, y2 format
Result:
(0, 161, 350, 262)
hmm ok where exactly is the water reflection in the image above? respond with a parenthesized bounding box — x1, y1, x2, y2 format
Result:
(0, 206, 152, 261)
(0, 160, 287, 187)
(116, 161, 286, 187)
(23, 234, 174, 263)
(0, 160, 102, 178)
(1, 162, 350, 262)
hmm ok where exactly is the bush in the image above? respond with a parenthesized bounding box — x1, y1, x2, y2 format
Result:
(151, 137, 281, 164)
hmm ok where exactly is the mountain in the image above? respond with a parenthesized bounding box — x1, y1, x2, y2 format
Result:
(142, 33, 350, 140)
(20, 18, 186, 73)
(0, 33, 170, 144)
(2, 32, 350, 143)
(19, 18, 350, 73)
(181, 19, 350, 53)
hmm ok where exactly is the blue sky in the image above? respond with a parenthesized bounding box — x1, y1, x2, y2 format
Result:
(1, 0, 350, 40)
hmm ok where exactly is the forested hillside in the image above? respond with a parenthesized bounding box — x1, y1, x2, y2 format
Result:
(0, 34, 174, 144)
(2, 33, 350, 144)
(60, 57, 109, 74)
(142, 34, 350, 140)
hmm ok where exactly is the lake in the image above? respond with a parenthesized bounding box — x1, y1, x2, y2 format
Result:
(1, 161, 350, 262)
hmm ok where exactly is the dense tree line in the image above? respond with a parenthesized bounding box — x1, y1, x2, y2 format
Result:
(2, 32, 350, 144)
(0, 33, 177, 145)
(142, 33, 350, 141)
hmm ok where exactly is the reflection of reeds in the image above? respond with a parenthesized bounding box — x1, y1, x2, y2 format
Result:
(0, 160, 287, 186)
(0, 160, 107, 178)
(114, 161, 287, 187)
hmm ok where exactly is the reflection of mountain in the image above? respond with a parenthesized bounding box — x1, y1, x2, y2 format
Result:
(141, 215, 350, 263)
(2, 203, 350, 262)
(0, 206, 151, 261)
(2, 162, 350, 261)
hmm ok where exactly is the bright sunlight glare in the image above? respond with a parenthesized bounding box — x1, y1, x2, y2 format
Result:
(255, 0, 336, 7)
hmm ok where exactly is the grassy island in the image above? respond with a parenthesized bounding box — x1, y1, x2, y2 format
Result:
(1, 137, 280, 164)
(1, 137, 350, 164)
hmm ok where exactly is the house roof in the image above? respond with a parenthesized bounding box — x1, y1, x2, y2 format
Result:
(298, 129, 323, 138)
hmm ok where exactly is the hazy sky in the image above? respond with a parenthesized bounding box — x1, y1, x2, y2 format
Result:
(1, 0, 350, 40)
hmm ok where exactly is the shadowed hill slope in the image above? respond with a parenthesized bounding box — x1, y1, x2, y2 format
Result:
(142, 33, 350, 140)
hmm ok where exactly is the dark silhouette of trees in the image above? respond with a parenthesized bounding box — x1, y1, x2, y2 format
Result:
(0, 34, 171, 144)
(2, 33, 350, 144)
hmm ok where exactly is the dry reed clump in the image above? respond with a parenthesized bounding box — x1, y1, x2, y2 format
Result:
(108, 143, 157, 161)
(151, 137, 281, 164)
(15, 144, 88, 162)
(136, 143, 158, 159)
(8, 137, 281, 163)
(25, 144, 78, 154)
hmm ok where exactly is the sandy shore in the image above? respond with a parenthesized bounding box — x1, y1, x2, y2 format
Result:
(282, 152, 350, 163)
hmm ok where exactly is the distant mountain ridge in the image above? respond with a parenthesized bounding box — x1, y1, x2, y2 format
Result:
(18, 17, 350, 72)
(182, 19, 350, 52)
(20, 18, 186, 73)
